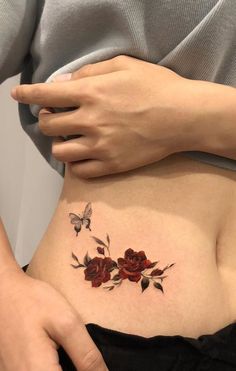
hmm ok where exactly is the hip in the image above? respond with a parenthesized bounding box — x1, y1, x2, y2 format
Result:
(24, 153, 236, 338)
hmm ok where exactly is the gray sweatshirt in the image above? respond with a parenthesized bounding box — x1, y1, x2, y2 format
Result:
(1, 0, 236, 177)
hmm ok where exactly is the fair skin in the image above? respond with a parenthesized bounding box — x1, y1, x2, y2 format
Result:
(0, 218, 108, 371)
(11, 54, 236, 179)
(7, 54, 236, 368)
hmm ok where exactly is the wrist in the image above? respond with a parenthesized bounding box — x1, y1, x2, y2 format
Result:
(178, 79, 236, 156)
(162, 78, 210, 155)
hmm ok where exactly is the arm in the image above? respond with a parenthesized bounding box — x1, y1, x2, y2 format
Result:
(0, 216, 108, 370)
(0, 217, 22, 277)
(181, 79, 236, 161)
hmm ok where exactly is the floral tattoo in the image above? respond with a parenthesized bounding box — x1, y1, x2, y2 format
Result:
(69, 203, 175, 293)
(69, 202, 92, 236)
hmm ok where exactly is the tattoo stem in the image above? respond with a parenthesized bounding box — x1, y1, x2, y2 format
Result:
(141, 273, 168, 282)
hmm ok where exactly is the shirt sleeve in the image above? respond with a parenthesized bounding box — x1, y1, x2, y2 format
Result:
(0, 0, 38, 84)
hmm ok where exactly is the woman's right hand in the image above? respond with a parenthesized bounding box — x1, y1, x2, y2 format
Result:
(0, 268, 108, 371)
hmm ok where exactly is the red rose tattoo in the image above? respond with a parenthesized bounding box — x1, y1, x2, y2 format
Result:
(70, 208, 175, 293)
(84, 256, 117, 287)
(117, 249, 153, 282)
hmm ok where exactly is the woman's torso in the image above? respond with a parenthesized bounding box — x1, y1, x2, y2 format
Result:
(25, 153, 236, 338)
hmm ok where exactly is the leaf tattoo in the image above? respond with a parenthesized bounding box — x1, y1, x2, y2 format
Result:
(70, 210, 175, 293)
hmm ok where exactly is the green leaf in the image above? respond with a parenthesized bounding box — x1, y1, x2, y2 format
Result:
(112, 260, 118, 268)
(103, 285, 114, 290)
(70, 263, 85, 269)
(153, 282, 164, 293)
(71, 252, 79, 262)
(150, 268, 163, 276)
(141, 277, 149, 293)
(113, 281, 121, 285)
(112, 274, 120, 281)
(148, 261, 158, 268)
(90, 236, 107, 248)
(162, 263, 175, 272)
(83, 252, 92, 266)
(159, 275, 168, 282)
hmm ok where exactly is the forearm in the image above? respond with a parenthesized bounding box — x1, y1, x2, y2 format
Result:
(0, 217, 22, 278)
(181, 79, 236, 160)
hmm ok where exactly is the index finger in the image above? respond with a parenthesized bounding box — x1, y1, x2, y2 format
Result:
(54, 320, 109, 371)
(10, 80, 81, 107)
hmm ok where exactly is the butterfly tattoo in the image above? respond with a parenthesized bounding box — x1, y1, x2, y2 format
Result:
(69, 202, 92, 236)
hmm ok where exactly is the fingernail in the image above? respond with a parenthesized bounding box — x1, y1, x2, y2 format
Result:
(53, 73, 72, 81)
(11, 86, 17, 99)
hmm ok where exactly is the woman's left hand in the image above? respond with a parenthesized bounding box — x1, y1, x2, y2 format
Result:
(11, 55, 202, 178)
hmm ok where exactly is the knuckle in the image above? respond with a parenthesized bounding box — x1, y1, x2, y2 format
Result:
(81, 348, 104, 371)
(57, 311, 79, 335)
(107, 156, 121, 172)
(77, 63, 94, 77)
(96, 143, 109, 157)
(84, 115, 100, 134)
(78, 80, 98, 103)
(95, 139, 112, 158)
(38, 117, 50, 135)
(51, 142, 64, 160)
(82, 110, 96, 126)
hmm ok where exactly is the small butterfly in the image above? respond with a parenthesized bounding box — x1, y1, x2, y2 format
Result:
(69, 202, 92, 236)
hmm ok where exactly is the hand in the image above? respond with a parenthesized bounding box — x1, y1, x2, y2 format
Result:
(11, 55, 201, 178)
(0, 269, 108, 371)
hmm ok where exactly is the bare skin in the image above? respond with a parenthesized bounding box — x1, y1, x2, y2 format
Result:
(0, 221, 108, 371)
(25, 153, 236, 339)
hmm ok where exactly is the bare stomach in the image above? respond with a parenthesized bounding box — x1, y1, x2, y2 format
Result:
(25, 153, 236, 339)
